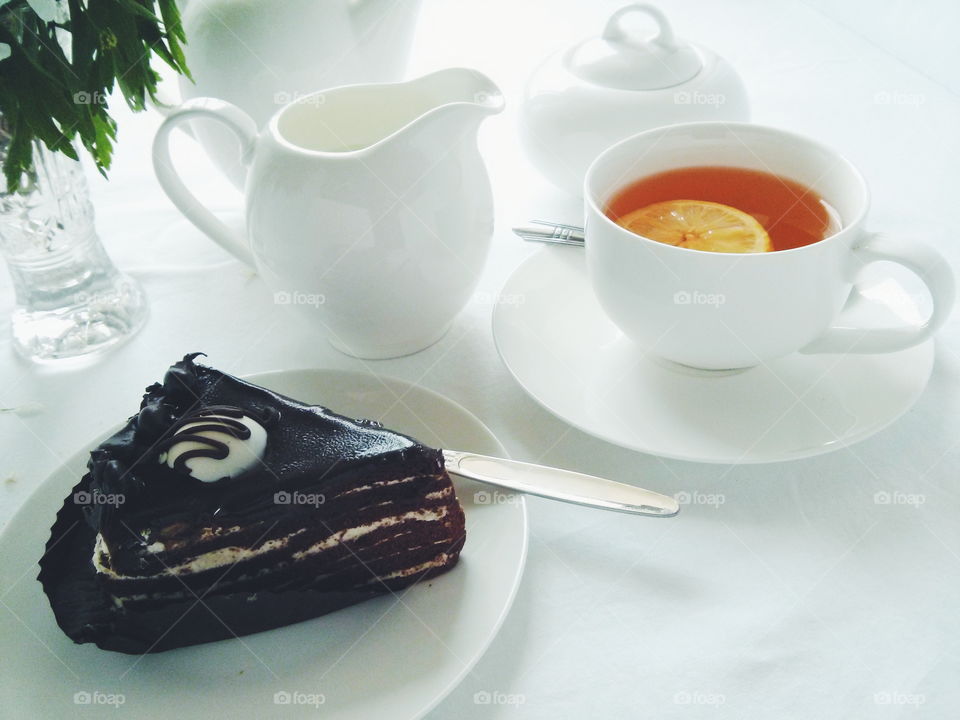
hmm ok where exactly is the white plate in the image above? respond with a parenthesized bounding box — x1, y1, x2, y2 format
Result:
(0, 369, 527, 719)
(493, 247, 935, 464)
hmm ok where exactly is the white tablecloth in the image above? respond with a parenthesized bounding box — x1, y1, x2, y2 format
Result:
(2, 1, 959, 717)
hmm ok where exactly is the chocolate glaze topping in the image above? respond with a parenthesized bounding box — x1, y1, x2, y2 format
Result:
(83, 353, 444, 548)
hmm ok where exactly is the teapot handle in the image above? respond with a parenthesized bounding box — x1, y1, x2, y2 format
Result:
(152, 98, 258, 268)
(148, 80, 195, 138)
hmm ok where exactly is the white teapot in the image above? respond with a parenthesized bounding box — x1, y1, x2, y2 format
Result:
(170, 0, 422, 187)
(520, 4, 750, 195)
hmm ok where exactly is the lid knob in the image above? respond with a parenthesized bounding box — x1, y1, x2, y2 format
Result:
(602, 4, 677, 50)
(567, 4, 703, 91)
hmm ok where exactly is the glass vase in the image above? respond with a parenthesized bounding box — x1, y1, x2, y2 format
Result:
(0, 138, 147, 362)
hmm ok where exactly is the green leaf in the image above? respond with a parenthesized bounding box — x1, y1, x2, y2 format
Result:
(114, 0, 157, 22)
(157, 0, 189, 78)
(2, 108, 32, 192)
(0, 0, 191, 189)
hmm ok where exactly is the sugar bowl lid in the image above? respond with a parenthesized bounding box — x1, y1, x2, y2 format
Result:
(566, 4, 702, 91)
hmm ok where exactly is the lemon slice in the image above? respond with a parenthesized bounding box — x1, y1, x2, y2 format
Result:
(615, 200, 771, 253)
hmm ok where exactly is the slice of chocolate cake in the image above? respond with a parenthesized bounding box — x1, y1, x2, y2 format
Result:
(38, 353, 466, 654)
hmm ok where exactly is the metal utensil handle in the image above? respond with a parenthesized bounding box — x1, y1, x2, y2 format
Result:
(512, 221, 586, 246)
(443, 450, 678, 517)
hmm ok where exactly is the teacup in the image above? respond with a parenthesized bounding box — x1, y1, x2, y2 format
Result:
(585, 121, 956, 370)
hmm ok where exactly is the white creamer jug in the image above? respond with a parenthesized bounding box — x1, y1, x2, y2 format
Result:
(154, 69, 504, 359)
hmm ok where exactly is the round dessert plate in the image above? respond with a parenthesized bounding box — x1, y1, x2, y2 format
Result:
(493, 246, 935, 464)
(0, 370, 527, 719)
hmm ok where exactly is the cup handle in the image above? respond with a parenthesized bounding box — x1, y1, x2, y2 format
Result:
(801, 232, 956, 355)
(152, 98, 258, 268)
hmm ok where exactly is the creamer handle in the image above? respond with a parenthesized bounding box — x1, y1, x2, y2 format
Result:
(152, 98, 257, 267)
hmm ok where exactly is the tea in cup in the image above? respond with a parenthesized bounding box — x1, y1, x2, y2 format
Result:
(606, 165, 841, 252)
(584, 122, 955, 370)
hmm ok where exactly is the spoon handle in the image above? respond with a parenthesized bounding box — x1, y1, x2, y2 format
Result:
(443, 450, 679, 517)
(512, 220, 585, 246)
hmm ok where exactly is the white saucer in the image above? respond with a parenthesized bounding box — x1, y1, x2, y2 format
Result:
(0, 370, 527, 720)
(492, 247, 935, 464)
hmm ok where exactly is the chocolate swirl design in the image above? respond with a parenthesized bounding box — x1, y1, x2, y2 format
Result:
(157, 405, 271, 482)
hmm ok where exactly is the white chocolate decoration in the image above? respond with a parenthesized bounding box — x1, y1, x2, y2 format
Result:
(157, 410, 267, 482)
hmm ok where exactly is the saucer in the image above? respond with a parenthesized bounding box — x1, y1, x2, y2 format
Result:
(492, 246, 935, 464)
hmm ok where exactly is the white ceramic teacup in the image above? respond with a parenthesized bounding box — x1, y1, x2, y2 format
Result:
(585, 121, 955, 370)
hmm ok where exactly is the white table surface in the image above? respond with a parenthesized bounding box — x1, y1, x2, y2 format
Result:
(3, 1, 960, 717)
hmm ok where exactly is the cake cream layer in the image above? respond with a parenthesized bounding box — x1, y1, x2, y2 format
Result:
(93, 480, 464, 603)
(98, 518, 465, 606)
(103, 537, 462, 608)
(93, 491, 452, 581)
(95, 506, 461, 592)
(97, 471, 454, 578)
